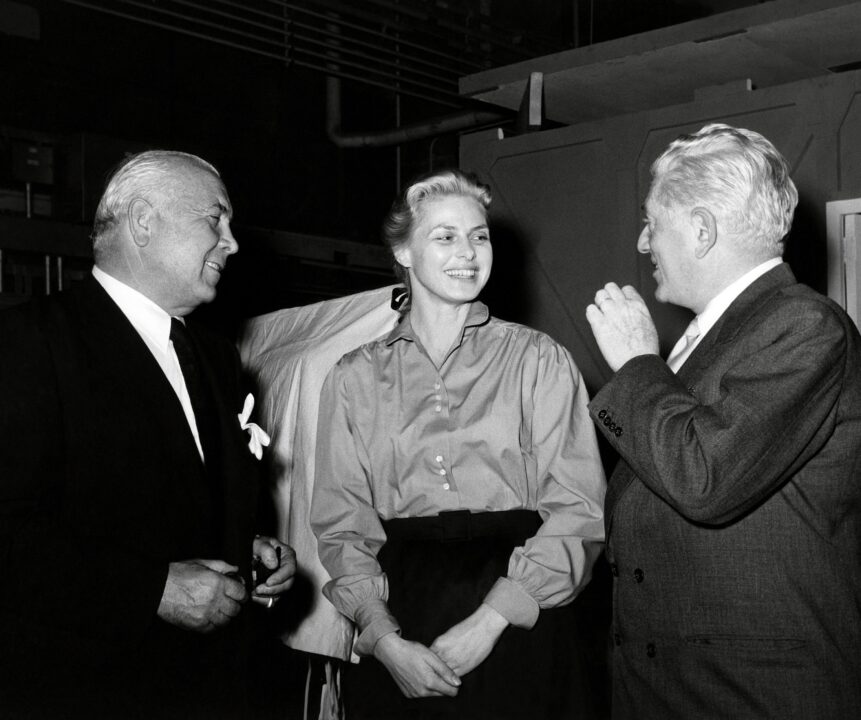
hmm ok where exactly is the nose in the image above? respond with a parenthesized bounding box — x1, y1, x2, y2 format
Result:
(637, 225, 650, 254)
(221, 221, 239, 255)
(456, 235, 476, 260)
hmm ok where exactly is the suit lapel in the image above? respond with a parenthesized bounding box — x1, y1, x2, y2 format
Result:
(77, 278, 205, 466)
(184, 318, 257, 570)
(676, 263, 796, 385)
(605, 263, 798, 529)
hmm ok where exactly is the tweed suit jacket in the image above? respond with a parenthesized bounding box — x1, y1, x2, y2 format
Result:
(0, 276, 259, 718)
(590, 264, 861, 719)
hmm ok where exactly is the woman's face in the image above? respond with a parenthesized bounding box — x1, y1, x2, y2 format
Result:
(395, 194, 492, 310)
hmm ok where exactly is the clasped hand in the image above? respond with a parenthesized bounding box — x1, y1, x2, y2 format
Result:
(372, 603, 508, 699)
(430, 603, 508, 678)
(157, 536, 296, 631)
(586, 282, 660, 371)
(250, 535, 296, 606)
(374, 633, 461, 699)
(157, 559, 248, 633)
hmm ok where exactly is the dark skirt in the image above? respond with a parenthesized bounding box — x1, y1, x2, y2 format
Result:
(342, 509, 607, 720)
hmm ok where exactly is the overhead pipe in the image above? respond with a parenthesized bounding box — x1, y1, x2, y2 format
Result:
(325, 76, 509, 149)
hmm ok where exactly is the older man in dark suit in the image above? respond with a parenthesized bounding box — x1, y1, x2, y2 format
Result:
(586, 124, 861, 719)
(0, 150, 296, 719)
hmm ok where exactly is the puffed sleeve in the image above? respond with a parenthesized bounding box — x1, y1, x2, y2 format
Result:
(484, 335, 606, 628)
(311, 360, 400, 655)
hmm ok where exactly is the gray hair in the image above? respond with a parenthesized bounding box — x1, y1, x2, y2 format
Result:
(650, 123, 798, 256)
(91, 150, 219, 262)
(383, 169, 492, 287)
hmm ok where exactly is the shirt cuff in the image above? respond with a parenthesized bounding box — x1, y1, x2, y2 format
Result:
(353, 598, 401, 656)
(483, 577, 540, 629)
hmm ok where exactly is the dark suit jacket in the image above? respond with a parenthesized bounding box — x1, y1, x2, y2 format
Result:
(0, 277, 259, 719)
(590, 264, 861, 719)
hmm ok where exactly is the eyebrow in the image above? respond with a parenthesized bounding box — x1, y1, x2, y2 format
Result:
(208, 201, 232, 218)
(431, 223, 489, 232)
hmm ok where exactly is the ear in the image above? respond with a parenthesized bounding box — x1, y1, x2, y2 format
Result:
(393, 245, 412, 270)
(690, 207, 717, 259)
(128, 197, 154, 248)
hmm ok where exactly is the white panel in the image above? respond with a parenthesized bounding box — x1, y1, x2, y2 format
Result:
(826, 198, 861, 330)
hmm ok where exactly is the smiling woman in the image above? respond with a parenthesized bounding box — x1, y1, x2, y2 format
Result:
(310, 169, 609, 719)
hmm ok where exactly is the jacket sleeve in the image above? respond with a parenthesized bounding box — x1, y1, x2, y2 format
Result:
(590, 295, 848, 526)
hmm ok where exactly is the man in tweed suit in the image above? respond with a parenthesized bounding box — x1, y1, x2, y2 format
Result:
(586, 123, 861, 719)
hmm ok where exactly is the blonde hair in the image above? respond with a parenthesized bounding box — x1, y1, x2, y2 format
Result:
(382, 169, 491, 287)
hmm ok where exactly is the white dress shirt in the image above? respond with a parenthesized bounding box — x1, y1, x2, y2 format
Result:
(667, 257, 783, 373)
(92, 266, 204, 459)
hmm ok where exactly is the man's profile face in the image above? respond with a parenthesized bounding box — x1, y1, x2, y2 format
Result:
(147, 163, 238, 316)
(637, 187, 698, 310)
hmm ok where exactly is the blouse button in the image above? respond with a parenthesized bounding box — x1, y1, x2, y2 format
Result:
(434, 382, 441, 390)
(435, 405, 442, 412)
(435, 455, 443, 463)
(442, 483, 450, 491)
(439, 468, 447, 476)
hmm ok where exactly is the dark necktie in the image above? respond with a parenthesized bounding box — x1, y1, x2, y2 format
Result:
(170, 317, 219, 466)
(170, 317, 224, 551)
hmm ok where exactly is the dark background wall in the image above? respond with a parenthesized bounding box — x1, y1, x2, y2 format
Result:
(462, 67, 861, 393)
(0, 0, 764, 327)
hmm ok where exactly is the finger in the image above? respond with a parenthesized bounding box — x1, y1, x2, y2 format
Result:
(621, 284, 643, 302)
(279, 545, 297, 571)
(604, 282, 625, 301)
(222, 576, 248, 603)
(218, 595, 244, 619)
(208, 609, 233, 628)
(425, 651, 461, 687)
(585, 304, 604, 326)
(253, 581, 291, 598)
(429, 675, 460, 697)
(258, 572, 294, 593)
(197, 559, 239, 575)
(254, 544, 281, 571)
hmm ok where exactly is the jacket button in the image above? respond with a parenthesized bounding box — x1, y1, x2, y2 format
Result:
(615, 427, 623, 437)
(603, 416, 612, 426)
(610, 563, 619, 577)
(633, 568, 644, 583)
(646, 643, 656, 658)
(614, 633, 622, 646)
(598, 409, 607, 419)
(608, 421, 616, 431)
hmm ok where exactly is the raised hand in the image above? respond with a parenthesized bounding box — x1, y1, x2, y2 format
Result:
(586, 282, 660, 372)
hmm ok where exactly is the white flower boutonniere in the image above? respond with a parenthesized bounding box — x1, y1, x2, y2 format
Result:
(238, 393, 271, 460)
